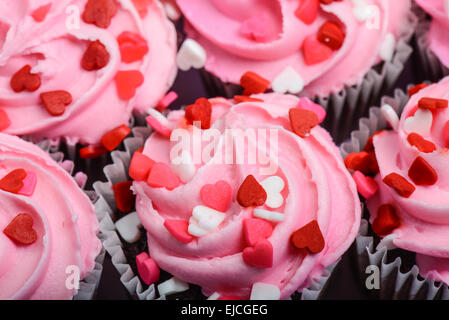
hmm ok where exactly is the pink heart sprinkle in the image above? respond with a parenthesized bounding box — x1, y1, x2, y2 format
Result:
(157, 91, 178, 111)
(302, 34, 334, 66)
(242, 239, 273, 268)
(146, 115, 172, 138)
(136, 252, 160, 285)
(147, 162, 180, 190)
(164, 219, 194, 243)
(352, 170, 378, 199)
(296, 97, 326, 123)
(243, 218, 273, 247)
(240, 13, 271, 42)
(129, 152, 155, 181)
(18, 171, 36, 196)
(200, 180, 232, 212)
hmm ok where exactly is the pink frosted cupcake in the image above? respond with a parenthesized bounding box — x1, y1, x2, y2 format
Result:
(0, 0, 177, 158)
(97, 93, 361, 299)
(0, 133, 102, 299)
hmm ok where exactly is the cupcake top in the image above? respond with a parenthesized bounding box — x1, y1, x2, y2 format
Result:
(360, 77, 449, 284)
(416, 0, 449, 69)
(177, 0, 411, 97)
(0, 133, 101, 299)
(0, 0, 177, 145)
(132, 93, 360, 299)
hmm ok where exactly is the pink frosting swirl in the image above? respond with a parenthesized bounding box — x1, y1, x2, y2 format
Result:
(0, 0, 177, 144)
(416, 0, 449, 69)
(0, 133, 101, 299)
(367, 77, 449, 285)
(134, 93, 360, 299)
(177, 0, 411, 96)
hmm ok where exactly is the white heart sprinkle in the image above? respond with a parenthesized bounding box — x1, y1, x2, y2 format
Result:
(271, 66, 304, 94)
(207, 292, 220, 300)
(250, 283, 281, 300)
(176, 39, 207, 71)
(164, 2, 181, 21)
(376, 234, 397, 251)
(188, 218, 209, 237)
(254, 209, 285, 222)
(352, 0, 373, 22)
(170, 150, 196, 183)
(380, 104, 399, 131)
(192, 206, 226, 231)
(403, 108, 433, 137)
(158, 277, 189, 296)
(115, 212, 142, 243)
(380, 33, 395, 62)
(260, 176, 285, 209)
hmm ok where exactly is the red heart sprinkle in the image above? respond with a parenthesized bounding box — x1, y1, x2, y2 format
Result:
(113, 181, 135, 213)
(10, 65, 41, 93)
(383, 173, 415, 198)
(407, 133, 436, 153)
(82, 0, 117, 28)
(3, 213, 37, 245)
(372, 204, 400, 236)
(408, 156, 438, 186)
(237, 175, 267, 207)
(101, 124, 131, 151)
(418, 97, 448, 110)
(0, 110, 11, 131)
(0, 169, 27, 194)
(345, 151, 378, 176)
(233, 95, 264, 103)
(164, 219, 193, 243)
(129, 151, 155, 181)
(185, 98, 212, 129)
(131, 0, 151, 18)
(117, 31, 149, 63)
(81, 40, 110, 71)
(243, 218, 273, 247)
(242, 239, 273, 268)
(240, 72, 270, 95)
(295, 0, 319, 25)
(289, 108, 319, 138)
(31, 3, 52, 22)
(200, 180, 232, 212)
(290, 220, 325, 254)
(444, 121, 449, 148)
(40, 90, 72, 116)
(302, 34, 334, 65)
(147, 162, 180, 190)
(408, 83, 428, 97)
(317, 21, 345, 50)
(79, 145, 108, 159)
(115, 70, 144, 100)
(363, 131, 384, 152)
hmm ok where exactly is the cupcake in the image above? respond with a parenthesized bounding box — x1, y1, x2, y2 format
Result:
(342, 77, 449, 299)
(96, 93, 361, 299)
(0, 0, 177, 158)
(415, 0, 449, 81)
(175, 0, 415, 141)
(0, 133, 102, 299)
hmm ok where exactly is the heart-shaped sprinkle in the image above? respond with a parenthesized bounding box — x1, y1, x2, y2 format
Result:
(250, 283, 280, 300)
(408, 83, 429, 97)
(363, 131, 384, 152)
(418, 97, 448, 110)
(302, 34, 334, 65)
(3, 213, 37, 245)
(158, 277, 189, 296)
(297, 97, 326, 123)
(115, 212, 142, 243)
(408, 156, 437, 186)
(272, 66, 304, 94)
(131, 0, 151, 18)
(185, 97, 212, 129)
(237, 175, 267, 207)
(383, 173, 415, 198)
(243, 218, 273, 247)
(352, 1, 375, 22)
(0, 109, 11, 131)
(242, 239, 273, 268)
(117, 31, 149, 63)
(380, 104, 399, 131)
(295, 0, 319, 25)
(0, 169, 27, 194)
(187, 217, 209, 237)
(200, 180, 232, 212)
(189, 206, 226, 234)
(317, 21, 345, 50)
(240, 71, 270, 95)
(176, 38, 207, 71)
(404, 108, 433, 137)
(157, 91, 178, 111)
(444, 121, 449, 148)
(115, 70, 144, 100)
(164, 219, 193, 243)
(260, 176, 285, 209)
(290, 220, 325, 254)
(289, 108, 319, 138)
(240, 13, 271, 42)
(81, 40, 110, 71)
(233, 95, 264, 103)
(101, 124, 131, 151)
(18, 171, 37, 197)
(379, 33, 395, 62)
(129, 152, 155, 181)
(136, 252, 160, 285)
(352, 171, 378, 199)
(146, 109, 172, 137)
(372, 204, 400, 236)
(40, 90, 72, 116)
(113, 181, 135, 213)
(82, 0, 117, 28)
(164, 1, 181, 21)
(345, 151, 379, 175)
(31, 3, 52, 22)
(79, 145, 108, 159)
(10, 65, 41, 93)
(407, 133, 436, 153)
(147, 162, 180, 190)
(253, 209, 285, 222)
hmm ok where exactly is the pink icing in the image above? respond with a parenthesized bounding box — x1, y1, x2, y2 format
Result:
(0, 133, 101, 299)
(176, 0, 411, 97)
(134, 93, 360, 299)
(367, 76, 449, 284)
(0, 0, 177, 145)
(416, 0, 449, 69)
